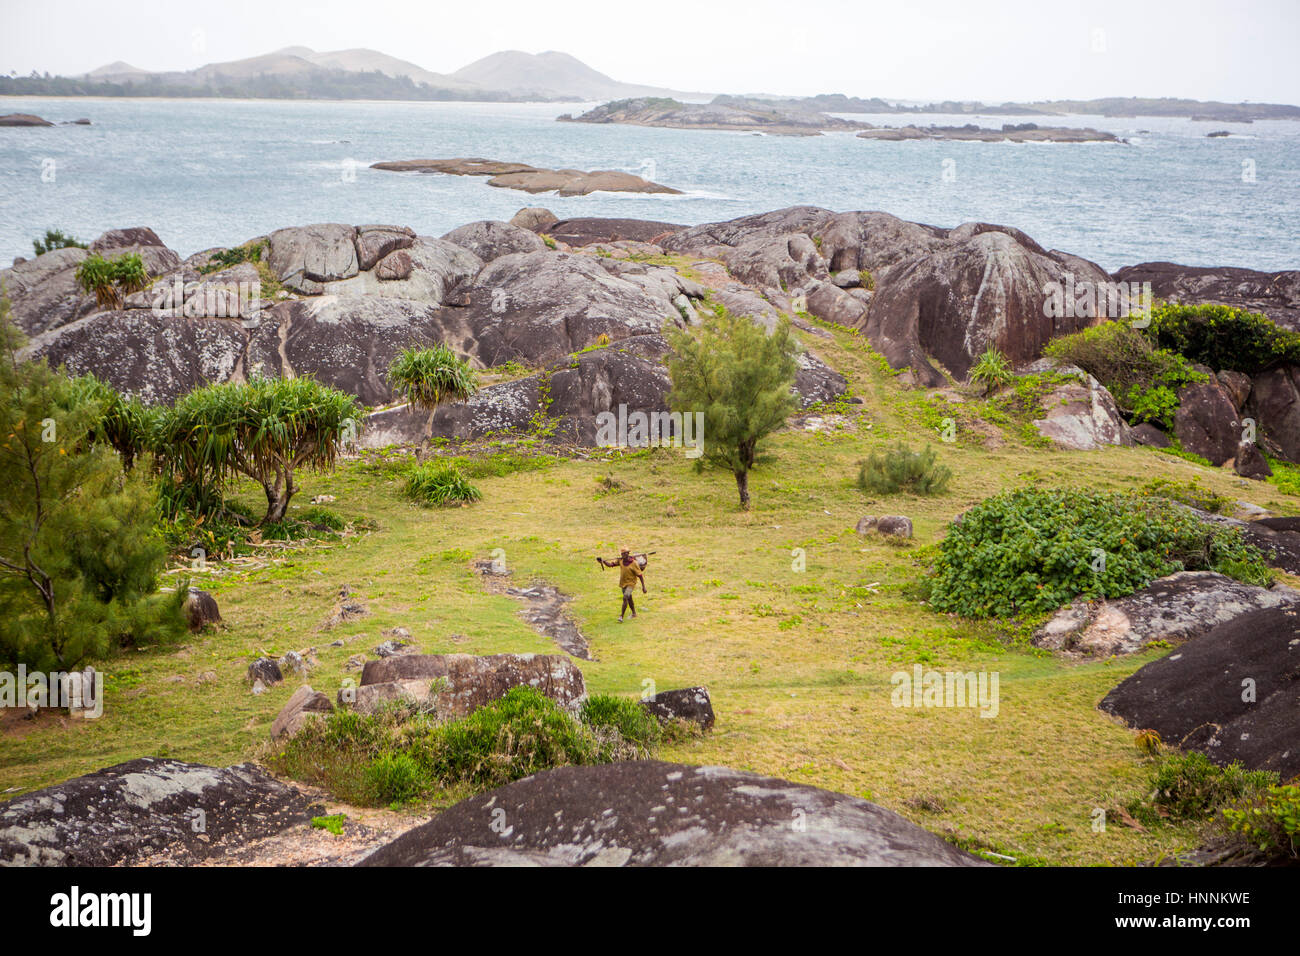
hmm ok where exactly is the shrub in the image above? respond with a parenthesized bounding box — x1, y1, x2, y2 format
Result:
(199, 240, 267, 274)
(74, 252, 150, 310)
(1144, 752, 1276, 821)
(365, 752, 422, 804)
(414, 687, 599, 790)
(401, 462, 482, 506)
(928, 487, 1272, 618)
(1138, 476, 1232, 514)
(1222, 784, 1300, 857)
(969, 347, 1013, 395)
(858, 443, 952, 496)
(310, 813, 346, 835)
(1043, 321, 1205, 429)
(1146, 302, 1300, 373)
(32, 229, 86, 256)
(581, 694, 661, 753)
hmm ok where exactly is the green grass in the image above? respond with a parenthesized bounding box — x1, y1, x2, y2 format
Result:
(3, 318, 1298, 866)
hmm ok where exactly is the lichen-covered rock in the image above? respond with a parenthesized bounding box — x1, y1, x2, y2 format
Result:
(1099, 604, 1300, 779)
(354, 224, 414, 271)
(0, 758, 318, 866)
(1246, 363, 1300, 463)
(1032, 570, 1298, 657)
(355, 653, 586, 719)
(267, 223, 360, 293)
(22, 310, 247, 404)
(247, 657, 283, 686)
(1031, 373, 1133, 450)
(270, 684, 333, 739)
(441, 220, 546, 263)
(640, 686, 715, 729)
(183, 588, 221, 631)
(357, 762, 990, 867)
(510, 207, 559, 232)
(856, 515, 913, 538)
(0, 245, 93, 335)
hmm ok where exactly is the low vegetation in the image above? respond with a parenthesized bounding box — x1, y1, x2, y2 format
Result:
(74, 252, 151, 310)
(32, 228, 86, 256)
(400, 461, 482, 506)
(268, 688, 665, 806)
(927, 487, 1272, 618)
(858, 443, 952, 496)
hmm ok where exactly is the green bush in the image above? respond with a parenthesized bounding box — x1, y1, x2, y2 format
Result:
(1138, 476, 1232, 514)
(1143, 752, 1276, 821)
(969, 347, 1013, 395)
(414, 687, 599, 790)
(365, 752, 422, 804)
(858, 443, 952, 496)
(1043, 321, 1205, 429)
(1222, 784, 1300, 857)
(199, 240, 267, 274)
(32, 228, 86, 256)
(1146, 302, 1300, 373)
(928, 487, 1272, 618)
(581, 694, 661, 752)
(401, 462, 482, 506)
(387, 345, 477, 411)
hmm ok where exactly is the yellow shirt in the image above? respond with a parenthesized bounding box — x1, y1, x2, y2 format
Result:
(617, 560, 643, 588)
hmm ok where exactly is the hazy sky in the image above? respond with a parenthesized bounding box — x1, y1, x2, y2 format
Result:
(3, 0, 1298, 103)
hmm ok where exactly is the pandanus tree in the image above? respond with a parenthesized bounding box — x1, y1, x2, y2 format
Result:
(74, 252, 151, 310)
(667, 306, 799, 509)
(386, 344, 478, 440)
(157, 376, 362, 526)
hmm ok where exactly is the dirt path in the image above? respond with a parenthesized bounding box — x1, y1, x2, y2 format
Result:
(132, 783, 423, 867)
(473, 559, 593, 660)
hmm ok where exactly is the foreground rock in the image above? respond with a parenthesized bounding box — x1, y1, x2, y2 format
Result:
(1032, 571, 1298, 657)
(1022, 364, 1133, 450)
(349, 653, 586, 719)
(1099, 604, 1300, 779)
(857, 123, 1120, 143)
(358, 762, 989, 866)
(0, 758, 318, 865)
(371, 157, 681, 195)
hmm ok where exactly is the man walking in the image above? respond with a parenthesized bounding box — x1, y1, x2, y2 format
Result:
(597, 548, 646, 622)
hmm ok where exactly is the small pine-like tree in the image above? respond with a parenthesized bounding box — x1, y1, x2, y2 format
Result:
(667, 306, 800, 509)
(0, 294, 186, 670)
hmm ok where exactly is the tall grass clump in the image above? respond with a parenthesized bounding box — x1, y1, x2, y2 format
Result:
(858, 443, 952, 496)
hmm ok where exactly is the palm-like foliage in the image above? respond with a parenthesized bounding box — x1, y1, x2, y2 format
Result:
(74, 252, 151, 310)
(156, 376, 362, 525)
(387, 345, 477, 412)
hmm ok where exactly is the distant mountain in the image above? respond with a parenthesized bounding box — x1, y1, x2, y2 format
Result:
(450, 50, 705, 101)
(291, 47, 478, 92)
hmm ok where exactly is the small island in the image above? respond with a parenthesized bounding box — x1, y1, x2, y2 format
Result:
(856, 122, 1120, 143)
(369, 156, 681, 196)
(559, 97, 867, 136)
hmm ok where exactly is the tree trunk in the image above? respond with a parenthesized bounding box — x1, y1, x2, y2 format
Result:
(735, 469, 750, 510)
(261, 472, 295, 525)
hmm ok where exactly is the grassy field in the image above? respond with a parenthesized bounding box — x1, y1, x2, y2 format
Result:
(3, 320, 1296, 865)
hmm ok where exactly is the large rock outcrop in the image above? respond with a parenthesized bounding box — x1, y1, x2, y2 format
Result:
(1099, 604, 1300, 779)
(23, 310, 247, 404)
(441, 220, 546, 262)
(664, 206, 1117, 386)
(0, 758, 318, 866)
(1112, 262, 1300, 332)
(358, 762, 990, 866)
(1174, 380, 1243, 465)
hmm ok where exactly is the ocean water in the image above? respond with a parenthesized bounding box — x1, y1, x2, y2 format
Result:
(1, 96, 1297, 272)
